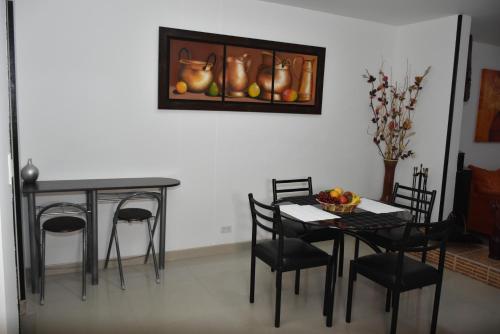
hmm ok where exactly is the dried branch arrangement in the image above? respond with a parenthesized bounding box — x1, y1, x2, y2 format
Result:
(363, 66, 431, 160)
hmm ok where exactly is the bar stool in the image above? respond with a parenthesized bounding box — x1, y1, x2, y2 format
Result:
(104, 192, 161, 290)
(37, 202, 88, 305)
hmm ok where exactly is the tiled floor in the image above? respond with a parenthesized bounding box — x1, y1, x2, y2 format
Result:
(21, 237, 500, 334)
(411, 242, 500, 289)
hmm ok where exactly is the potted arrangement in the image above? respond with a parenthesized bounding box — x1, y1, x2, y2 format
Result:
(363, 65, 430, 202)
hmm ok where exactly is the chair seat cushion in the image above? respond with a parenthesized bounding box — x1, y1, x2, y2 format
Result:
(43, 216, 85, 233)
(254, 238, 330, 271)
(359, 226, 423, 250)
(354, 253, 440, 291)
(118, 208, 152, 221)
(282, 219, 340, 242)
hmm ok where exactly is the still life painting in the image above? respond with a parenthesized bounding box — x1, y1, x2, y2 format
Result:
(475, 69, 500, 142)
(158, 27, 325, 114)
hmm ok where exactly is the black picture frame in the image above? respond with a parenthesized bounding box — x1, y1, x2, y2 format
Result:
(158, 27, 325, 114)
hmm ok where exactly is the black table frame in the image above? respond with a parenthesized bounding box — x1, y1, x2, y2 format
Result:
(22, 177, 180, 293)
(280, 195, 411, 327)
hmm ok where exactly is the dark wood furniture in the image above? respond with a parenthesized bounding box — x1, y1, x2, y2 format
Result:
(354, 182, 436, 264)
(272, 177, 344, 279)
(104, 192, 162, 289)
(22, 177, 180, 293)
(490, 201, 500, 259)
(346, 220, 451, 334)
(37, 202, 88, 305)
(248, 194, 333, 328)
(466, 165, 500, 236)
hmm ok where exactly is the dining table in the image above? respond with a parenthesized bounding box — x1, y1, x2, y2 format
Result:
(276, 195, 413, 327)
(22, 177, 180, 293)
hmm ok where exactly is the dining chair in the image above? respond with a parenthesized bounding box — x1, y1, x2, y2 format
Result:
(37, 202, 88, 305)
(346, 219, 451, 334)
(248, 193, 334, 328)
(104, 192, 160, 289)
(354, 182, 437, 263)
(272, 177, 345, 282)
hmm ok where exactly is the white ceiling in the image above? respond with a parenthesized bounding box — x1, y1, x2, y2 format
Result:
(262, 0, 500, 46)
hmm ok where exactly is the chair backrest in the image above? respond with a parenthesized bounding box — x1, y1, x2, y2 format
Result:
(36, 202, 88, 226)
(248, 194, 284, 263)
(391, 182, 436, 223)
(113, 192, 161, 221)
(272, 177, 313, 203)
(393, 219, 452, 284)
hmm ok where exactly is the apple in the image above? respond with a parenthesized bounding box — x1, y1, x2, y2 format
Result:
(339, 195, 349, 204)
(282, 88, 298, 102)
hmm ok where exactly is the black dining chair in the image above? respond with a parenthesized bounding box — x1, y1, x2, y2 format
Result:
(346, 219, 451, 334)
(354, 182, 437, 263)
(104, 192, 160, 289)
(272, 177, 345, 282)
(37, 202, 88, 305)
(248, 193, 334, 328)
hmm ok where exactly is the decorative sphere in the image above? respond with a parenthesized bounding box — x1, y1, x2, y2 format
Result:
(21, 159, 39, 183)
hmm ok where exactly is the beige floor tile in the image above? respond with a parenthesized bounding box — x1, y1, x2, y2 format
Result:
(21, 237, 500, 334)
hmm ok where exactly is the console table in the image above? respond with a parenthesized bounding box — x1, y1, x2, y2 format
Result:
(22, 177, 180, 293)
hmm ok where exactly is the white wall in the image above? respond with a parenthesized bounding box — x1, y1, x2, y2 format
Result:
(392, 15, 470, 221)
(13, 0, 461, 266)
(460, 41, 500, 169)
(0, 0, 20, 332)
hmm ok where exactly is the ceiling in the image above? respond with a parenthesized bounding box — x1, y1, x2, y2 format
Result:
(262, 0, 500, 46)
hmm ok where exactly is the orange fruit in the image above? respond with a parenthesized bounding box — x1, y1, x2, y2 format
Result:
(329, 190, 341, 199)
(176, 81, 187, 94)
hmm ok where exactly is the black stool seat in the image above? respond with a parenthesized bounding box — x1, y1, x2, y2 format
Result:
(43, 216, 85, 233)
(355, 253, 440, 291)
(118, 208, 152, 221)
(255, 238, 330, 271)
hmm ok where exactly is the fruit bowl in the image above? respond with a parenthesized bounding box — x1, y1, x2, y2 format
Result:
(315, 188, 361, 214)
(316, 200, 358, 214)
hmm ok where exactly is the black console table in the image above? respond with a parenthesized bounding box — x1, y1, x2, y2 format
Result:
(22, 177, 180, 293)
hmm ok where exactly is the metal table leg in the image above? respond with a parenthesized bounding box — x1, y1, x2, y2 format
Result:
(90, 190, 99, 285)
(159, 186, 167, 269)
(27, 193, 39, 293)
(86, 191, 92, 273)
(326, 235, 340, 327)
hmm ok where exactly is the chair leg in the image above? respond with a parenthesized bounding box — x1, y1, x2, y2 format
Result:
(390, 291, 400, 334)
(294, 270, 300, 295)
(338, 234, 344, 277)
(104, 222, 117, 269)
(345, 262, 355, 323)
(82, 228, 87, 301)
(145, 215, 158, 264)
(385, 289, 391, 312)
(323, 262, 333, 316)
(275, 271, 282, 328)
(249, 252, 256, 303)
(113, 225, 126, 290)
(422, 249, 428, 264)
(430, 282, 443, 334)
(353, 238, 359, 281)
(40, 230, 46, 306)
(146, 218, 160, 283)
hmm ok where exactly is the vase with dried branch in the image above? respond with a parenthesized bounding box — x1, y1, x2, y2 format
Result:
(363, 65, 430, 202)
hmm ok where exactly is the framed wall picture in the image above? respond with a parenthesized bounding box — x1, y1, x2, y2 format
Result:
(158, 27, 325, 114)
(475, 69, 500, 142)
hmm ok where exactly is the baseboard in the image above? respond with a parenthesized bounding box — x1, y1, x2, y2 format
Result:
(28, 241, 251, 277)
